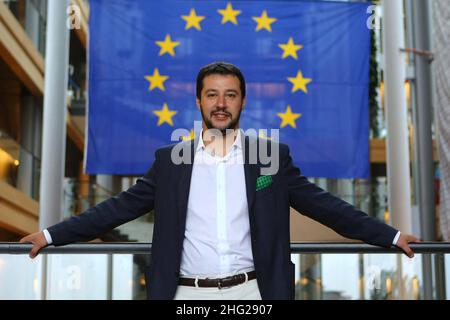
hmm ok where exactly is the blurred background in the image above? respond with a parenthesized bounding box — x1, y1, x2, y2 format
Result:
(0, 0, 449, 300)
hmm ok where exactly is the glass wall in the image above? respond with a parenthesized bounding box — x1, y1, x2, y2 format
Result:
(7, 0, 47, 55)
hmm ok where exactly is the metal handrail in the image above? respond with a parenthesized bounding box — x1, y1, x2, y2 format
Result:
(1, 242, 449, 255)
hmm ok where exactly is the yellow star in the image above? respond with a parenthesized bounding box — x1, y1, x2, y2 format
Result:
(181, 8, 205, 31)
(217, 2, 241, 25)
(287, 70, 312, 93)
(252, 10, 277, 32)
(258, 130, 273, 140)
(144, 68, 169, 91)
(181, 129, 195, 141)
(153, 103, 177, 126)
(155, 34, 180, 57)
(277, 105, 302, 129)
(279, 37, 303, 60)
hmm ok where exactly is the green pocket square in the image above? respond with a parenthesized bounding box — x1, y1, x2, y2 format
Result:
(256, 175, 273, 191)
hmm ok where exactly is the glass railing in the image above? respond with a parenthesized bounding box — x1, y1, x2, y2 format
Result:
(63, 179, 115, 218)
(63, 180, 154, 242)
(0, 243, 448, 300)
(0, 253, 145, 299)
(0, 130, 41, 200)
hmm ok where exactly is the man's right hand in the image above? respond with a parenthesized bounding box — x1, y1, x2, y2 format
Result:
(20, 231, 48, 259)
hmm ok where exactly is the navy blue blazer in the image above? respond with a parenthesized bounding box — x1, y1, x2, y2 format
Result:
(47, 135, 398, 300)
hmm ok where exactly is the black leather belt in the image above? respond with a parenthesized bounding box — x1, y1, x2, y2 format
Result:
(179, 270, 256, 289)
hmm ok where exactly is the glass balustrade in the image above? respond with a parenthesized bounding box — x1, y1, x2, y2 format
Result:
(0, 246, 448, 300)
(0, 130, 41, 200)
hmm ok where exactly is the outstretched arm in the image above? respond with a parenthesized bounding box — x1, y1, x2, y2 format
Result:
(281, 144, 419, 256)
(20, 151, 160, 258)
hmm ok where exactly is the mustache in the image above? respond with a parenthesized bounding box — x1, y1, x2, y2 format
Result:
(211, 108, 232, 117)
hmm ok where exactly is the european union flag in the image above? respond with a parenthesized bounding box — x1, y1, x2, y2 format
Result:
(87, 0, 371, 178)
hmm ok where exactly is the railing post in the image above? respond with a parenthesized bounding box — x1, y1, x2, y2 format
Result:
(40, 255, 48, 300)
(106, 254, 114, 300)
(434, 254, 447, 299)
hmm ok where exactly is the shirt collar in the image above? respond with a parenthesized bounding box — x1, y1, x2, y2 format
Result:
(196, 129, 243, 152)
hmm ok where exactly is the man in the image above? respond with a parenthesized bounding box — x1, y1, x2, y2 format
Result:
(21, 62, 419, 300)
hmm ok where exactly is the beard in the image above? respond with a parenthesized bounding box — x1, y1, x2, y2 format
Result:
(200, 104, 243, 135)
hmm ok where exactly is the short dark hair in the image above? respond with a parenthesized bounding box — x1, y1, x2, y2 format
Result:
(196, 62, 246, 99)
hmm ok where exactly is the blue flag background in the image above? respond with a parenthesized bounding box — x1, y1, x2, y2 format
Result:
(87, 0, 371, 178)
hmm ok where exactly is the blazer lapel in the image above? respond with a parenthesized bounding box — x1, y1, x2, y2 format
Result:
(243, 135, 259, 212)
(177, 139, 196, 243)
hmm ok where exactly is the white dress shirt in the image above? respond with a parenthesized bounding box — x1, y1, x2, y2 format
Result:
(180, 129, 255, 277)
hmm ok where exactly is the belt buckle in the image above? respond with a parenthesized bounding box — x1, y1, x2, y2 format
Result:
(217, 279, 223, 290)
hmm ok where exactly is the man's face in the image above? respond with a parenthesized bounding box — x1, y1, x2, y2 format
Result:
(197, 74, 245, 133)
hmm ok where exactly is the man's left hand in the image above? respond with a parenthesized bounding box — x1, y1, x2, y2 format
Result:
(396, 233, 420, 258)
